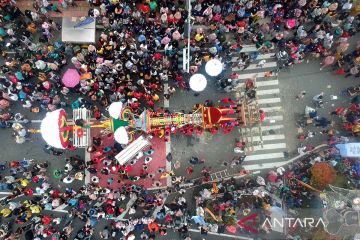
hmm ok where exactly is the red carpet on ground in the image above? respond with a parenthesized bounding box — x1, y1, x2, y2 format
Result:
(89, 128, 167, 189)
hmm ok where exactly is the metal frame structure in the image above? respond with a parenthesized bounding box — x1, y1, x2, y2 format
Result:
(236, 77, 263, 153)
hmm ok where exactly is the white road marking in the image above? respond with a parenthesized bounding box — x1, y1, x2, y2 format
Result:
(235, 80, 279, 89)
(244, 152, 285, 161)
(233, 61, 277, 71)
(264, 115, 283, 121)
(257, 98, 281, 104)
(256, 80, 279, 87)
(261, 106, 283, 112)
(253, 143, 287, 151)
(257, 88, 280, 96)
(243, 161, 288, 171)
(239, 44, 258, 53)
(252, 134, 285, 142)
(235, 72, 277, 80)
(231, 53, 275, 62)
(258, 124, 284, 131)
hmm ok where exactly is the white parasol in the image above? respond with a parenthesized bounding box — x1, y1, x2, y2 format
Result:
(108, 102, 123, 119)
(189, 74, 207, 92)
(114, 127, 129, 144)
(205, 59, 223, 77)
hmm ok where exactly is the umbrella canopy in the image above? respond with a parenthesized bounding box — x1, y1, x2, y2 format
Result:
(15, 72, 24, 81)
(35, 60, 46, 70)
(189, 74, 207, 92)
(161, 36, 171, 45)
(209, 47, 218, 55)
(138, 34, 146, 43)
(149, 1, 157, 10)
(62, 69, 80, 88)
(114, 127, 129, 144)
(205, 59, 223, 76)
(172, 30, 181, 40)
(108, 102, 123, 119)
(140, 4, 150, 13)
(40, 109, 69, 149)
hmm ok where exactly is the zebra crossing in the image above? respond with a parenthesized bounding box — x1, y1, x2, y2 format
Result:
(231, 45, 288, 172)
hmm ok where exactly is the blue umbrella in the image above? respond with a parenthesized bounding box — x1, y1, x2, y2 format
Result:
(54, 41, 62, 49)
(19, 90, 27, 101)
(15, 72, 24, 81)
(191, 215, 206, 225)
(138, 34, 146, 43)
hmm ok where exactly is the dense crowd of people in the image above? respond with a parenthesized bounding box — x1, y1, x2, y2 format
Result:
(0, 0, 359, 239)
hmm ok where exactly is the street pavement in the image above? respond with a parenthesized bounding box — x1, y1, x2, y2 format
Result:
(230, 46, 288, 173)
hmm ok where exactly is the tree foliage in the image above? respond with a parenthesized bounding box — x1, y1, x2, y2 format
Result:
(311, 162, 337, 189)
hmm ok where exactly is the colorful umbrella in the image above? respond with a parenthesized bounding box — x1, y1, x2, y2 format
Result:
(172, 30, 181, 40)
(62, 69, 80, 88)
(149, 1, 157, 10)
(138, 34, 146, 43)
(140, 4, 150, 13)
(15, 72, 24, 81)
(161, 36, 171, 45)
(35, 60, 46, 70)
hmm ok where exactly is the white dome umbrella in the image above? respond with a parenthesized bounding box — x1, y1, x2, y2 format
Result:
(114, 127, 129, 144)
(189, 74, 207, 92)
(108, 102, 123, 119)
(40, 109, 69, 149)
(205, 59, 223, 76)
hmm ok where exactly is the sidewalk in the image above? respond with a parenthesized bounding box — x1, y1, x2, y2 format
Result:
(16, 0, 90, 17)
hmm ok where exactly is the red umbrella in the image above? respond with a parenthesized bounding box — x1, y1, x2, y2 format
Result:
(140, 4, 150, 13)
(62, 69, 80, 88)
(153, 52, 162, 60)
(42, 215, 51, 225)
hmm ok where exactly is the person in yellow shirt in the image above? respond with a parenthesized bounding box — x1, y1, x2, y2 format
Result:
(195, 33, 204, 42)
(30, 205, 42, 214)
(20, 178, 29, 187)
(152, 94, 159, 101)
(0, 208, 12, 218)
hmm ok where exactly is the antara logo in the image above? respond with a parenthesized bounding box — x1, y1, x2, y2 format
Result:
(237, 214, 327, 234)
(262, 217, 326, 229)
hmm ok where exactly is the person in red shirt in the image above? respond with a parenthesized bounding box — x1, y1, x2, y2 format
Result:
(186, 166, 193, 175)
(147, 100, 154, 107)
